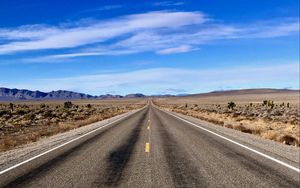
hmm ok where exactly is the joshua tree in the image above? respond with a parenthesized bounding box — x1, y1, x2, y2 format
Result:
(228, 101, 236, 110)
(267, 100, 274, 109)
(9, 103, 14, 112)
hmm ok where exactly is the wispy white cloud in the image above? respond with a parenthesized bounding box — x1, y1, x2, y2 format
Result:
(0, 11, 205, 55)
(78, 4, 123, 13)
(157, 45, 196, 54)
(153, 1, 184, 7)
(0, 25, 60, 40)
(236, 20, 299, 38)
(3, 62, 298, 95)
(0, 10, 298, 60)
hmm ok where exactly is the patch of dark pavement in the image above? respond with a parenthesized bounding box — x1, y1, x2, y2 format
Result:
(100, 108, 148, 186)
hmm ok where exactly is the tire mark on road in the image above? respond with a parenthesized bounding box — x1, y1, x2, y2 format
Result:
(100, 108, 148, 186)
(153, 109, 207, 187)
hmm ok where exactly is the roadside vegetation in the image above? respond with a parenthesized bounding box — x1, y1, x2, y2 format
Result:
(155, 100, 299, 147)
(0, 101, 144, 152)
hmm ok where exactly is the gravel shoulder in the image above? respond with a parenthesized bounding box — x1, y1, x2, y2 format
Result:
(160, 107, 300, 165)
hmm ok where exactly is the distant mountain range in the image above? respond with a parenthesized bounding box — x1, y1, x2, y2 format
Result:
(187, 88, 298, 98)
(0, 87, 147, 101)
(0, 87, 297, 101)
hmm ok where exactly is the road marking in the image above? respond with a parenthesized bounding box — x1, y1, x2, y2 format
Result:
(148, 119, 150, 122)
(147, 126, 150, 130)
(145, 143, 150, 153)
(0, 108, 145, 176)
(162, 109, 300, 173)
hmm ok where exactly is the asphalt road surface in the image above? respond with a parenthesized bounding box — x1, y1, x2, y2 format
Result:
(1, 104, 299, 187)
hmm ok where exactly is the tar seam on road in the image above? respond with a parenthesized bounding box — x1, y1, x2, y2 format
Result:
(158, 107, 300, 173)
(0, 107, 146, 176)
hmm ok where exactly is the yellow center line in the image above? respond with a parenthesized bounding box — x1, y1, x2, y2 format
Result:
(145, 143, 150, 153)
(145, 109, 151, 153)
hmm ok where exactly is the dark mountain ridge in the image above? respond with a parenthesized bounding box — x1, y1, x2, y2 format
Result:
(0, 87, 145, 101)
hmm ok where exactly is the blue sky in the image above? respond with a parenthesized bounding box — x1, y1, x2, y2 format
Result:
(0, 0, 299, 95)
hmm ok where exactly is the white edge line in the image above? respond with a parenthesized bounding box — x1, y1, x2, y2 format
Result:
(158, 107, 300, 173)
(0, 107, 145, 175)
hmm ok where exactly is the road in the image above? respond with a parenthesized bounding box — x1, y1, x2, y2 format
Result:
(1, 104, 299, 187)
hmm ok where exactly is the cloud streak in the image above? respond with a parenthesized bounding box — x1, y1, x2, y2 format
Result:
(0, 10, 298, 60)
(157, 45, 196, 54)
(0, 11, 205, 54)
(153, 1, 184, 7)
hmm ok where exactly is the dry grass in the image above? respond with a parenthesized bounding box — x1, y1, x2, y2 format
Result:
(154, 91, 300, 147)
(0, 100, 146, 152)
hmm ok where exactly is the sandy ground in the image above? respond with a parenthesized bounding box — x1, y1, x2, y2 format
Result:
(154, 90, 300, 146)
(157, 91, 299, 105)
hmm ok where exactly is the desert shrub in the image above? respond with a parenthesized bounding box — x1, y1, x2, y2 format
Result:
(263, 100, 274, 109)
(24, 113, 35, 120)
(287, 103, 290, 108)
(40, 103, 46, 108)
(22, 104, 29, 109)
(278, 135, 299, 146)
(227, 101, 236, 110)
(234, 124, 253, 134)
(86, 104, 92, 108)
(0, 110, 9, 116)
(267, 100, 274, 109)
(64, 101, 73, 109)
(43, 110, 53, 118)
(263, 100, 268, 106)
(16, 109, 27, 115)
